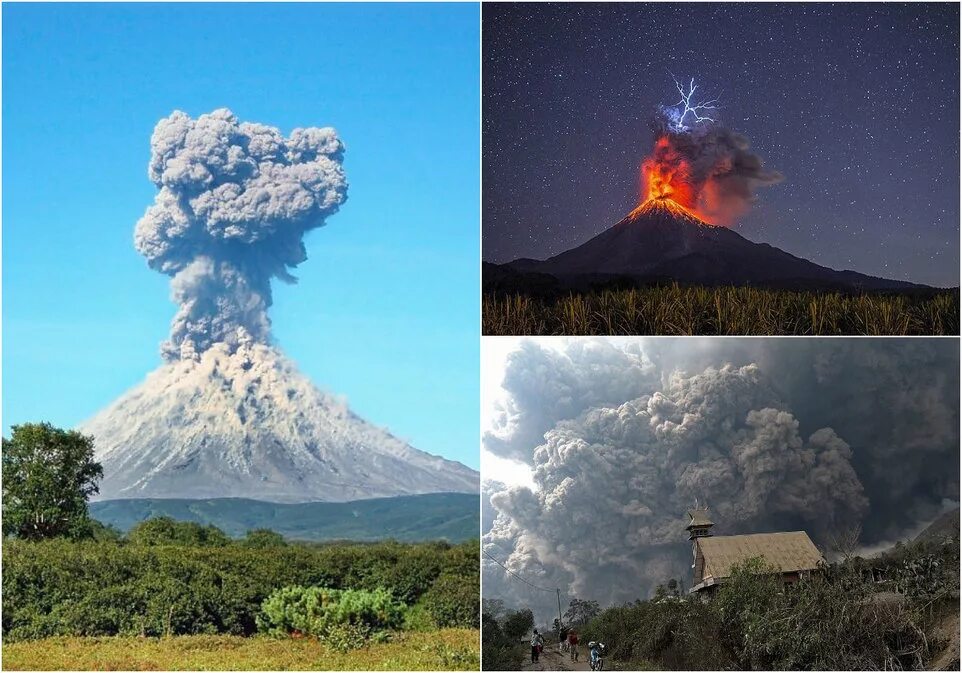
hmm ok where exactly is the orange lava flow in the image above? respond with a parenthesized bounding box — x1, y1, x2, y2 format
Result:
(639, 135, 715, 225)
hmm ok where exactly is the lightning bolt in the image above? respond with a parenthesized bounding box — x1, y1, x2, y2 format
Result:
(666, 75, 719, 133)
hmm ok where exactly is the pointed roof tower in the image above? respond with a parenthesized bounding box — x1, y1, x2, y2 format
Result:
(686, 504, 714, 541)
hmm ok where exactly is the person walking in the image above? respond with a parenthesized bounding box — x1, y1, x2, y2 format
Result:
(568, 629, 580, 662)
(530, 629, 544, 663)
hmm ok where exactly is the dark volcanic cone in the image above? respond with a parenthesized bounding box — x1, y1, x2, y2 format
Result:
(497, 199, 924, 291)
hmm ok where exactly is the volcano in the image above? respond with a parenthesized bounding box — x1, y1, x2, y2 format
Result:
(81, 343, 478, 503)
(489, 199, 924, 291)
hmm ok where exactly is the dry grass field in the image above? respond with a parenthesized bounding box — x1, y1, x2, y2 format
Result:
(2, 629, 479, 671)
(482, 286, 959, 335)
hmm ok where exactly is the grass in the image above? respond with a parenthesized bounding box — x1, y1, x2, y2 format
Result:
(1, 630, 479, 671)
(483, 286, 960, 335)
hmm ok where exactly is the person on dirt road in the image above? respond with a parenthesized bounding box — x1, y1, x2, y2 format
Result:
(567, 631, 578, 661)
(589, 641, 604, 670)
(530, 629, 544, 663)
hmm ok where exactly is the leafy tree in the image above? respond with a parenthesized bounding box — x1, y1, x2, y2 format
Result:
(240, 528, 286, 548)
(564, 598, 601, 626)
(2, 423, 103, 540)
(502, 608, 534, 642)
(127, 517, 230, 547)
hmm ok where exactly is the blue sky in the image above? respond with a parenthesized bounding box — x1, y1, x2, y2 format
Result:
(3, 2, 480, 469)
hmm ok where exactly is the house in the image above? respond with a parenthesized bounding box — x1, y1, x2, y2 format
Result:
(686, 507, 825, 595)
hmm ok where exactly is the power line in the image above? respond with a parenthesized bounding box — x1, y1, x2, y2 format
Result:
(482, 548, 557, 593)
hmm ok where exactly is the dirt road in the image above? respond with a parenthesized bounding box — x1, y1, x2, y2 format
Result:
(521, 644, 592, 671)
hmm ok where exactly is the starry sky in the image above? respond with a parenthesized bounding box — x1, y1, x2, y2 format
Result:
(483, 2, 960, 287)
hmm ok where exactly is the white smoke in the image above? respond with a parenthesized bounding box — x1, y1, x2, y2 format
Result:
(135, 109, 348, 361)
(482, 338, 958, 618)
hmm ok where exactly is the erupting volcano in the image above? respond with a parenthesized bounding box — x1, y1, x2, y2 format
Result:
(484, 78, 925, 292)
(82, 109, 478, 502)
(640, 137, 704, 222)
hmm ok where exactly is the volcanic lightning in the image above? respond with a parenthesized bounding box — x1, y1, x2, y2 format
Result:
(665, 74, 719, 133)
(638, 77, 781, 226)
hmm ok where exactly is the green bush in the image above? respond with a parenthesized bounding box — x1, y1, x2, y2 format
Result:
(256, 585, 405, 643)
(421, 574, 479, 628)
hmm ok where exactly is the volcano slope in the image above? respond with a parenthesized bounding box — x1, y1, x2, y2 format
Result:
(483, 199, 958, 335)
(82, 342, 478, 503)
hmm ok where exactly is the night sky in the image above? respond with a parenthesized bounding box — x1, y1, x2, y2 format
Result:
(483, 2, 960, 287)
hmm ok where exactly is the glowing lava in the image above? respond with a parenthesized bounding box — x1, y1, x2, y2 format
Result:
(639, 136, 711, 224)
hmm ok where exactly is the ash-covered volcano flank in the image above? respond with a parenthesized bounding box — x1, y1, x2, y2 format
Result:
(493, 198, 923, 291)
(83, 343, 478, 502)
(84, 109, 478, 502)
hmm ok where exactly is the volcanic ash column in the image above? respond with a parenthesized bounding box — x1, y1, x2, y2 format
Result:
(82, 109, 478, 502)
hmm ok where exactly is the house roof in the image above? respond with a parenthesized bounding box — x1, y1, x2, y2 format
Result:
(686, 509, 714, 528)
(695, 531, 824, 580)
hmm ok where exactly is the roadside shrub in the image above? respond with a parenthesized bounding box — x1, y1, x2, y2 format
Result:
(256, 585, 405, 642)
(482, 610, 526, 671)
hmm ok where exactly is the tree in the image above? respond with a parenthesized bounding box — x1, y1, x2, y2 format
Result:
(564, 598, 601, 626)
(2, 422, 103, 540)
(241, 528, 287, 548)
(829, 523, 862, 561)
(127, 517, 231, 547)
(502, 608, 535, 642)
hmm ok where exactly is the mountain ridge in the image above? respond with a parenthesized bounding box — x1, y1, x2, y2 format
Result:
(89, 493, 479, 542)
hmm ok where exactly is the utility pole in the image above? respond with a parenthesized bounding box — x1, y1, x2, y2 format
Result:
(556, 588, 563, 639)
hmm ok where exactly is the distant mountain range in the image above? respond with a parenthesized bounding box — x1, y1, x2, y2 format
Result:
(90, 492, 478, 542)
(485, 199, 930, 293)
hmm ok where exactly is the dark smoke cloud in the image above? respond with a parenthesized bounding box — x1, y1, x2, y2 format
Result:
(135, 109, 348, 361)
(650, 117, 782, 224)
(483, 338, 958, 618)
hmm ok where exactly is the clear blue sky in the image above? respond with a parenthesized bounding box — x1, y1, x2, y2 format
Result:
(3, 2, 480, 469)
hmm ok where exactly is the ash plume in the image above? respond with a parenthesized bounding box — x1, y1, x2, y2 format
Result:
(644, 79, 782, 224)
(135, 109, 348, 361)
(648, 123, 782, 224)
(483, 338, 958, 617)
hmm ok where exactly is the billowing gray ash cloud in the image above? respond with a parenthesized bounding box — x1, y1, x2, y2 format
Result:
(482, 339, 959, 618)
(135, 109, 347, 361)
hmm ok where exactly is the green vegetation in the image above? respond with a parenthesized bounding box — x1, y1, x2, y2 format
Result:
(1, 630, 479, 671)
(481, 603, 533, 671)
(89, 493, 478, 542)
(1, 422, 480, 668)
(2, 534, 478, 643)
(2, 423, 103, 541)
(578, 535, 959, 670)
(258, 586, 406, 647)
(483, 286, 960, 335)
